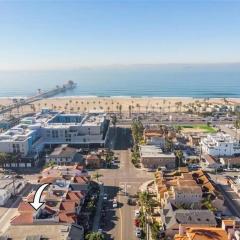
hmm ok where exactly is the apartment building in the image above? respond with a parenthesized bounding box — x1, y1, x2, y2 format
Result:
(201, 133, 240, 157)
(155, 169, 203, 208)
(0, 109, 109, 161)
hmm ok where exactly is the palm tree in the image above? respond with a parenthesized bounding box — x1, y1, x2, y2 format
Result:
(119, 104, 122, 118)
(145, 106, 148, 113)
(111, 114, 117, 128)
(128, 105, 132, 118)
(151, 105, 155, 113)
(85, 232, 105, 240)
(69, 99, 72, 109)
(92, 172, 103, 182)
(163, 99, 166, 112)
(136, 103, 140, 114)
(175, 150, 184, 168)
(0, 152, 9, 168)
(138, 191, 152, 214)
(87, 102, 89, 112)
(159, 106, 162, 114)
(234, 119, 240, 139)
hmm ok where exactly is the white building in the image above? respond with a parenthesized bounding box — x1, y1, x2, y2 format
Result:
(0, 177, 26, 206)
(0, 109, 109, 159)
(201, 133, 240, 157)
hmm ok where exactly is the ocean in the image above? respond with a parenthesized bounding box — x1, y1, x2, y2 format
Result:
(0, 64, 240, 98)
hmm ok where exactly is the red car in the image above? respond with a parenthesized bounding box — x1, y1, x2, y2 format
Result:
(134, 219, 140, 227)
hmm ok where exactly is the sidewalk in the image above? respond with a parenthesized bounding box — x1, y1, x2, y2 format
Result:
(92, 184, 104, 231)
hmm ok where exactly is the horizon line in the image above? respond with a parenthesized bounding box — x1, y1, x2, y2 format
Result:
(1, 62, 240, 72)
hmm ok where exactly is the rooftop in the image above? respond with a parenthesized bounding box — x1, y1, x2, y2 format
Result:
(174, 227, 228, 240)
(140, 145, 175, 158)
(1, 223, 83, 240)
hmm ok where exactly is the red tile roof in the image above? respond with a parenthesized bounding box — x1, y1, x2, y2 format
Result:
(59, 212, 77, 223)
(18, 202, 34, 213)
(39, 176, 61, 184)
(60, 201, 77, 212)
(73, 176, 89, 184)
(66, 191, 83, 203)
(11, 213, 33, 225)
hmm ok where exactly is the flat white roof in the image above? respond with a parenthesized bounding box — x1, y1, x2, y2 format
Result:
(140, 145, 175, 158)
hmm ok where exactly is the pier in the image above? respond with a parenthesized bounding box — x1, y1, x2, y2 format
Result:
(0, 80, 76, 115)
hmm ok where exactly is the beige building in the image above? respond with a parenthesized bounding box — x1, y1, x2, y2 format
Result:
(170, 185, 202, 207)
(139, 145, 175, 169)
(155, 169, 217, 209)
(1, 224, 84, 240)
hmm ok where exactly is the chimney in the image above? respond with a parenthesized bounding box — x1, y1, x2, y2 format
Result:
(179, 224, 185, 236)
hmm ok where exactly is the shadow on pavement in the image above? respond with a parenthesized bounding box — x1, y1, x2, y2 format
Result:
(100, 185, 122, 239)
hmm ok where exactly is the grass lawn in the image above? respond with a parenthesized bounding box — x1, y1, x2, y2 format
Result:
(180, 124, 217, 133)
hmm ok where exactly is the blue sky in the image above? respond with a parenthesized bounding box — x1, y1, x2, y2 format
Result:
(0, 0, 240, 70)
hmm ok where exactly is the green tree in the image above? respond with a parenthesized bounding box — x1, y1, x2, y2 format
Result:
(92, 172, 103, 182)
(119, 104, 122, 118)
(105, 151, 113, 167)
(111, 115, 117, 128)
(138, 191, 152, 214)
(234, 118, 240, 138)
(164, 139, 173, 152)
(131, 119, 144, 145)
(85, 232, 105, 240)
(128, 105, 132, 118)
(151, 221, 161, 240)
(175, 150, 184, 168)
(0, 152, 10, 168)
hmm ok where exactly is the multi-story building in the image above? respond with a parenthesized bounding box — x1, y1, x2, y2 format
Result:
(201, 133, 240, 157)
(155, 169, 203, 208)
(0, 109, 109, 163)
(139, 145, 176, 169)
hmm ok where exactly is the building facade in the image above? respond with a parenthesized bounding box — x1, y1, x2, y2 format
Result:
(201, 133, 240, 157)
(0, 109, 109, 160)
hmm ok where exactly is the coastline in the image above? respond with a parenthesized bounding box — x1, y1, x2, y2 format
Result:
(0, 96, 239, 116)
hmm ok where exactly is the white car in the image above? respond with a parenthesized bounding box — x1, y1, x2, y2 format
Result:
(103, 193, 108, 200)
(113, 198, 118, 208)
(135, 228, 142, 238)
(134, 209, 140, 218)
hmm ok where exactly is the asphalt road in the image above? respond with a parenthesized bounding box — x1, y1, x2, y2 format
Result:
(97, 150, 153, 240)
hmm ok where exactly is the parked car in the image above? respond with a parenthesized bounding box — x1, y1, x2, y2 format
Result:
(134, 219, 140, 227)
(113, 198, 118, 208)
(128, 197, 137, 206)
(134, 209, 140, 218)
(135, 228, 142, 238)
(103, 193, 108, 200)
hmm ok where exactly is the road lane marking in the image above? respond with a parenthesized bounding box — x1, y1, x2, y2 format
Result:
(117, 193, 123, 240)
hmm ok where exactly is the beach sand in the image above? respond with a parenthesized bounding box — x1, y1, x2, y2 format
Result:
(0, 96, 239, 116)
